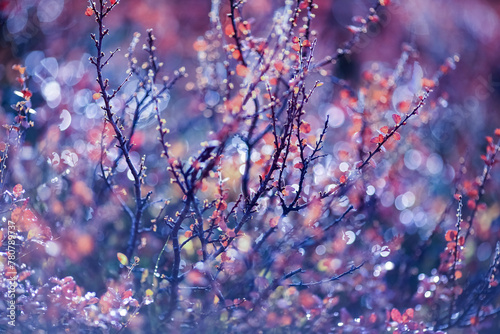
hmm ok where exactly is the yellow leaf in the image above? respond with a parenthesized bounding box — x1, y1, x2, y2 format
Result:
(117, 252, 128, 266)
(141, 269, 149, 283)
(27, 229, 37, 240)
(145, 289, 153, 297)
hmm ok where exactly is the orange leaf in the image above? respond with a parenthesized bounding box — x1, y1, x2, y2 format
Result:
(467, 189, 479, 198)
(380, 126, 389, 134)
(122, 290, 133, 299)
(224, 24, 235, 37)
(201, 180, 208, 192)
(338, 150, 349, 160)
(232, 49, 242, 60)
(269, 217, 279, 228)
(391, 308, 402, 323)
(458, 236, 465, 246)
(370, 134, 384, 144)
(18, 271, 32, 281)
(495, 128, 500, 136)
(193, 39, 207, 52)
(13, 184, 23, 197)
(218, 200, 228, 211)
(238, 22, 250, 35)
(11, 207, 22, 223)
(421, 78, 435, 88)
(74, 233, 93, 256)
(445, 230, 457, 242)
(72, 181, 93, 206)
(397, 101, 411, 113)
(291, 43, 301, 52)
(339, 175, 347, 184)
(22, 89, 32, 100)
(405, 308, 414, 319)
(379, 0, 390, 6)
(110, 0, 117, 4)
(12, 64, 24, 73)
(274, 61, 284, 72)
(393, 132, 401, 141)
(92, 92, 101, 100)
(392, 114, 401, 124)
(236, 64, 249, 77)
(117, 252, 128, 266)
(6, 267, 17, 278)
(299, 291, 319, 309)
(88, 297, 99, 304)
(85, 7, 93, 16)
(300, 122, 311, 134)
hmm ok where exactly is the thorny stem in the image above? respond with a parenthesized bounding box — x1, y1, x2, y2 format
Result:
(241, 100, 260, 201)
(437, 137, 500, 329)
(464, 137, 500, 241)
(99, 125, 134, 222)
(155, 100, 187, 195)
(1, 66, 33, 192)
(89, 0, 148, 259)
(208, 131, 285, 260)
(209, 76, 312, 260)
(165, 200, 191, 318)
(285, 113, 328, 213)
(229, 0, 247, 67)
(293, 205, 354, 250)
(357, 91, 430, 170)
(447, 196, 463, 327)
(289, 261, 365, 287)
(438, 244, 500, 330)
